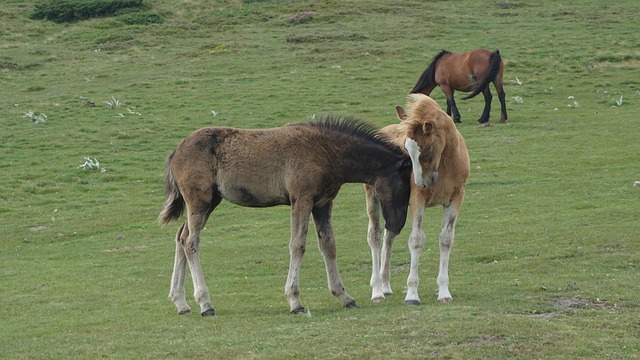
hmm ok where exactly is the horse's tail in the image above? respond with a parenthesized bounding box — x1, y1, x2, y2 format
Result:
(158, 151, 185, 225)
(462, 50, 502, 100)
(410, 50, 450, 94)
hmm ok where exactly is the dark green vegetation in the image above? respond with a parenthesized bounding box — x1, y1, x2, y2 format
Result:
(1, 0, 638, 358)
(29, 0, 147, 23)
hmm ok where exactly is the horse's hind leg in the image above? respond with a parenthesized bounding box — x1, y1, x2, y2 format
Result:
(285, 197, 313, 313)
(313, 203, 356, 309)
(436, 204, 460, 303)
(477, 88, 493, 124)
(495, 82, 508, 123)
(183, 217, 214, 315)
(181, 194, 220, 316)
(169, 223, 191, 315)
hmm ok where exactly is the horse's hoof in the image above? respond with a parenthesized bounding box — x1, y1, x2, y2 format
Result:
(344, 300, 358, 309)
(291, 307, 306, 314)
(500, 119, 508, 123)
(372, 296, 385, 303)
(383, 292, 393, 297)
(479, 122, 493, 128)
(201, 308, 216, 317)
(404, 299, 421, 306)
(438, 297, 453, 304)
(177, 309, 192, 315)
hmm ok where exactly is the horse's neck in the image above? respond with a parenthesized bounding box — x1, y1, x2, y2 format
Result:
(444, 131, 465, 154)
(340, 145, 402, 184)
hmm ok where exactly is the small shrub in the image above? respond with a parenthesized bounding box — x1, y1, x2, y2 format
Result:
(30, 0, 146, 23)
(119, 12, 163, 25)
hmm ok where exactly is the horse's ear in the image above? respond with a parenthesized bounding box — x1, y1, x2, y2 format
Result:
(422, 122, 434, 135)
(395, 106, 408, 121)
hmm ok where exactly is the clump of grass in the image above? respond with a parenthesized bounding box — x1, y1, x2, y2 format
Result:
(30, 0, 146, 23)
(210, 44, 228, 55)
(287, 12, 314, 24)
(286, 33, 367, 43)
(0, 61, 21, 70)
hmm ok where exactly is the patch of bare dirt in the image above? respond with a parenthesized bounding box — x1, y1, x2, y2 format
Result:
(554, 297, 620, 312)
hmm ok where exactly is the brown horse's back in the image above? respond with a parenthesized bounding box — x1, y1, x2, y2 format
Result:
(434, 51, 472, 92)
(467, 49, 495, 86)
(170, 126, 314, 208)
(434, 49, 494, 93)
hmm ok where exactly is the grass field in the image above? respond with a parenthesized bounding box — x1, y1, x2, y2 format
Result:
(1, 0, 639, 358)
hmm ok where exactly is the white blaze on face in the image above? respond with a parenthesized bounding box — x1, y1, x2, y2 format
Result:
(404, 137, 425, 187)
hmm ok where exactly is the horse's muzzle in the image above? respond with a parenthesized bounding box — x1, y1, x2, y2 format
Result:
(414, 171, 438, 188)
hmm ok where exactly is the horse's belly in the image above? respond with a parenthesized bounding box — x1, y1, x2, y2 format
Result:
(219, 184, 290, 207)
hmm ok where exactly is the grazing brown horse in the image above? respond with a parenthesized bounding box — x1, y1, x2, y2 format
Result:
(158, 116, 412, 316)
(365, 94, 469, 304)
(411, 49, 508, 124)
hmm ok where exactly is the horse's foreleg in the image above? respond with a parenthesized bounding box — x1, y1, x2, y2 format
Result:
(169, 223, 191, 315)
(405, 202, 426, 305)
(441, 85, 461, 123)
(380, 228, 399, 298)
(477, 88, 493, 124)
(313, 203, 356, 309)
(285, 199, 312, 313)
(365, 185, 385, 302)
(495, 82, 508, 123)
(445, 101, 452, 116)
(437, 205, 459, 303)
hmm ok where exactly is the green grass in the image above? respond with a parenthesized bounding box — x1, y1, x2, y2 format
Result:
(1, 0, 639, 358)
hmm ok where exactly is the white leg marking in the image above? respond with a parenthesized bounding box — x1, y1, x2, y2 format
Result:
(186, 250, 213, 314)
(169, 226, 191, 314)
(177, 215, 215, 316)
(285, 245, 305, 312)
(437, 206, 458, 303)
(404, 205, 425, 305)
(284, 200, 312, 312)
(380, 229, 398, 296)
(366, 187, 386, 302)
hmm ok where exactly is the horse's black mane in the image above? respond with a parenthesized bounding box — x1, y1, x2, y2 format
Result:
(291, 115, 405, 156)
(410, 50, 451, 94)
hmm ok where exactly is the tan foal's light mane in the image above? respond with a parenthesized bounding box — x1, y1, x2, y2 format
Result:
(400, 93, 442, 127)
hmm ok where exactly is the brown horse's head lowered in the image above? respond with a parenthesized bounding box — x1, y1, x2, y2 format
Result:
(159, 116, 412, 316)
